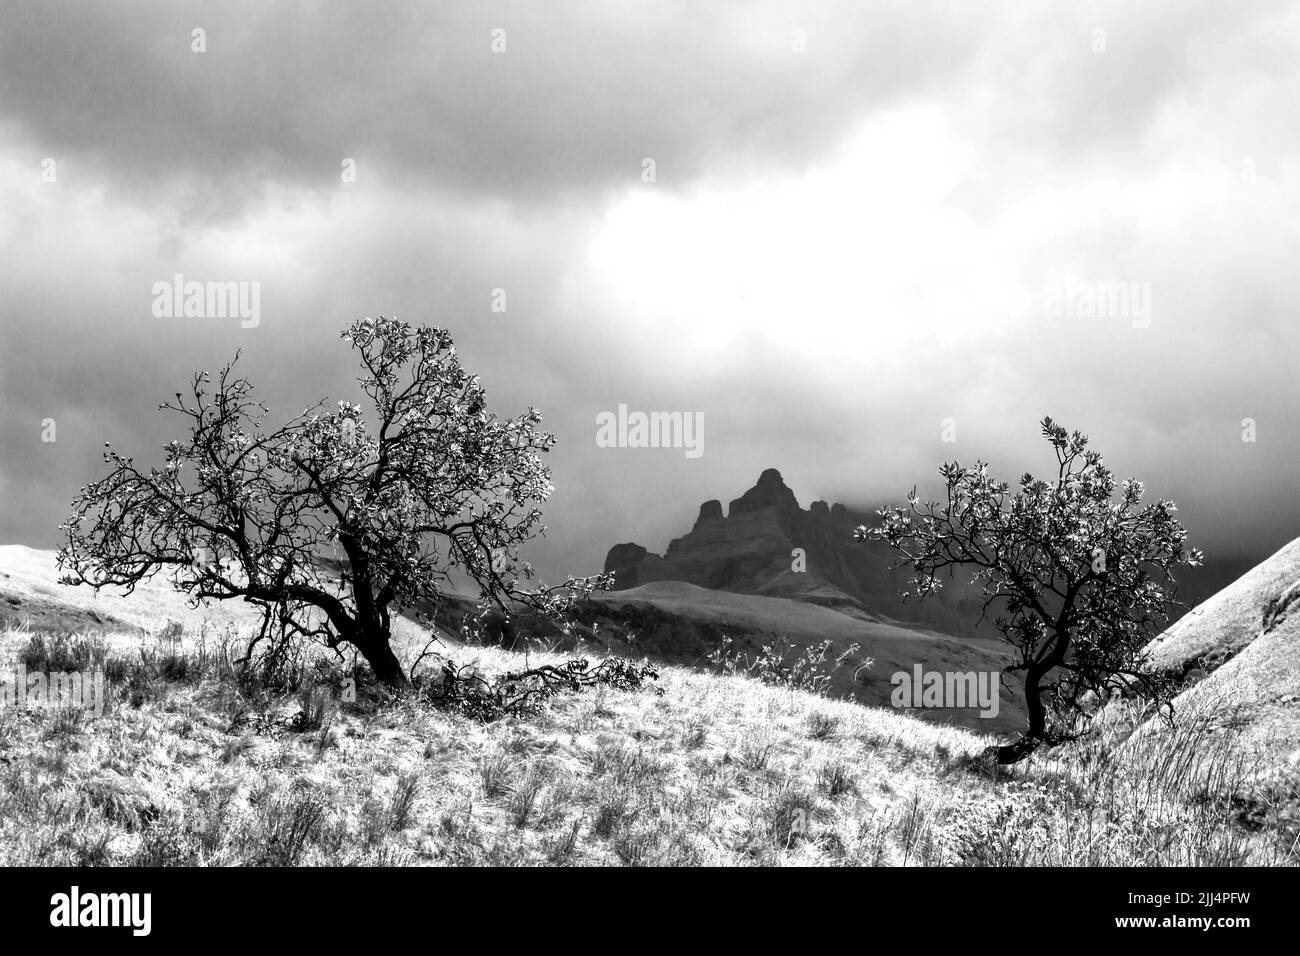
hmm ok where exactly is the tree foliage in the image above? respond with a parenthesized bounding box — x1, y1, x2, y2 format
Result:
(857, 417, 1202, 762)
(60, 316, 609, 686)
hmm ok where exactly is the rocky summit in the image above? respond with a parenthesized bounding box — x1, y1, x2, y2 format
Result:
(603, 468, 988, 637)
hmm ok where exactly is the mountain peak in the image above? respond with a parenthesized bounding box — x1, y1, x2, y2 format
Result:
(695, 499, 724, 526)
(729, 468, 799, 517)
(600, 467, 990, 638)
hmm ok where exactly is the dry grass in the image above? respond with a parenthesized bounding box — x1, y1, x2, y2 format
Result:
(0, 618, 1294, 867)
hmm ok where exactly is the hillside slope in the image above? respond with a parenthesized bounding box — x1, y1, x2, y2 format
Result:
(1137, 537, 1300, 786)
(587, 582, 1024, 733)
(424, 579, 1023, 734)
(0, 545, 430, 644)
(0, 543, 1292, 867)
(1146, 538, 1300, 681)
(0, 545, 261, 634)
(3, 545, 1018, 732)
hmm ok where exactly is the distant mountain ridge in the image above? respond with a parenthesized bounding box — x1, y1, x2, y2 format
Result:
(603, 468, 989, 638)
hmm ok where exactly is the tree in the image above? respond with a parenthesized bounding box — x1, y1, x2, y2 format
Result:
(856, 417, 1201, 763)
(59, 316, 609, 688)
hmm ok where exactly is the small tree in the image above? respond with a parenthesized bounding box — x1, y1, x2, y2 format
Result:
(59, 316, 608, 688)
(856, 417, 1201, 763)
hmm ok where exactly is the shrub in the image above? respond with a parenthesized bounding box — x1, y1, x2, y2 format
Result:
(707, 634, 868, 697)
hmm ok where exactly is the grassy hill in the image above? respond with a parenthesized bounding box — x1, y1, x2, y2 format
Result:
(1147, 538, 1300, 678)
(584, 582, 1025, 734)
(416, 574, 1026, 735)
(0, 545, 1295, 866)
(1138, 538, 1300, 796)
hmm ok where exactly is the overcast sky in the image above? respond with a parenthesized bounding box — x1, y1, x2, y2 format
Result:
(2, 0, 1298, 586)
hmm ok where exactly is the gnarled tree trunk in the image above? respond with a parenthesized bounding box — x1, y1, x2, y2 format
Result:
(996, 671, 1046, 763)
(996, 633, 1068, 763)
(353, 627, 409, 688)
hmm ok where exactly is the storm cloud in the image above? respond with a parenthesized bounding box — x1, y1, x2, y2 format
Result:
(2, 0, 1299, 589)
